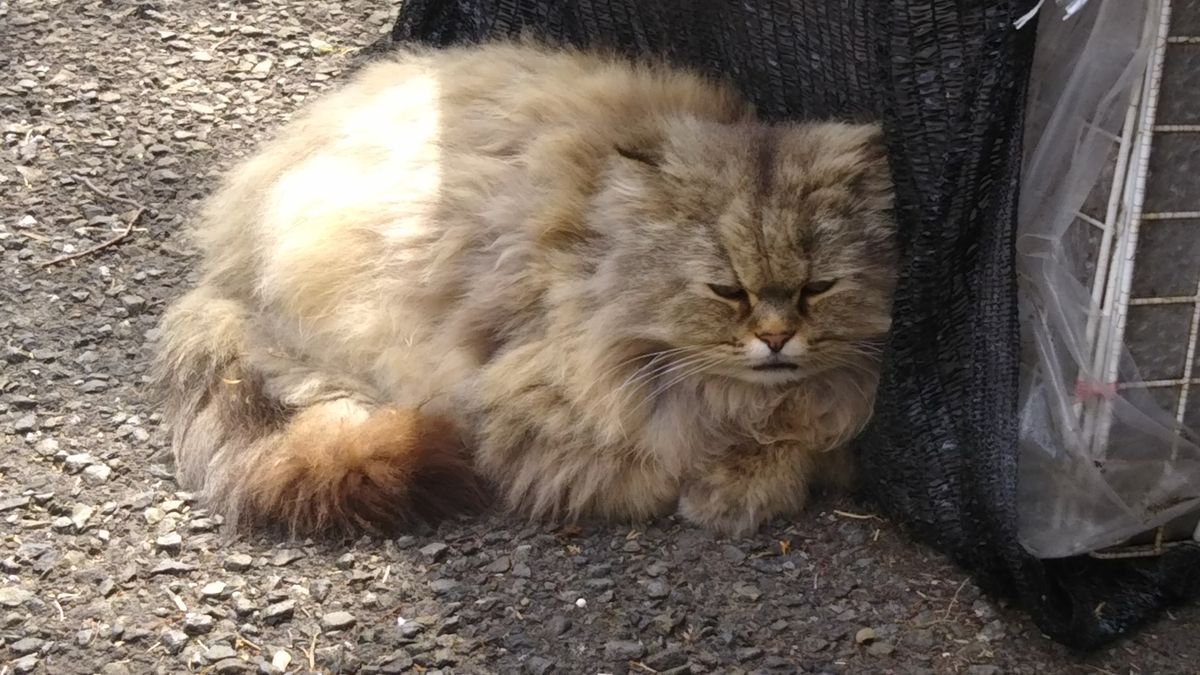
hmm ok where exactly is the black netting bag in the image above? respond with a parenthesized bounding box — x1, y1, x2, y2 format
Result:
(365, 0, 1200, 649)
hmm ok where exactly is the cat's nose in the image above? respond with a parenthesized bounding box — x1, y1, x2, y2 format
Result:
(756, 331, 795, 353)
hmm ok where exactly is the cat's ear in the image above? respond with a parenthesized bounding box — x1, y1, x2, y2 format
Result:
(844, 124, 894, 212)
(614, 142, 662, 168)
(614, 124, 667, 168)
(614, 143, 661, 167)
(614, 115, 709, 170)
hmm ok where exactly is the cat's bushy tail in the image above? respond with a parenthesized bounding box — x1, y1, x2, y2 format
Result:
(152, 287, 486, 536)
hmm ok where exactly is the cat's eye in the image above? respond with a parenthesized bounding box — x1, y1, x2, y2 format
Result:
(802, 279, 837, 296)
(708, 283, 749, 302)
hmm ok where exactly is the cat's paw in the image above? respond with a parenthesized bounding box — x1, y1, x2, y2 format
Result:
(676, 475, 798, 536)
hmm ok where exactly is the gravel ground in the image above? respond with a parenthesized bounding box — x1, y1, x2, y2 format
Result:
(1, 2, 1197, 674)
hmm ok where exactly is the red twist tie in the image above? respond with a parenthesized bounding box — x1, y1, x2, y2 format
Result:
(1075, 380, 1117, 401)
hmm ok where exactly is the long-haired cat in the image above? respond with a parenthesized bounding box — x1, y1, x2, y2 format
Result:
(154, 41, 897, 537)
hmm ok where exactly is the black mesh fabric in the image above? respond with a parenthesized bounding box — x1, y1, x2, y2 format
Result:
(368, 0, 1200, 649)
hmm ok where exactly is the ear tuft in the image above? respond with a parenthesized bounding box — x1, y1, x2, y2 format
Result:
(844, 123, 893, 211)
(614, 143, 661, 168)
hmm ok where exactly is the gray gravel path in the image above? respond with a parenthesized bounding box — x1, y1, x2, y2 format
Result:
(1, 2, 1196, 673)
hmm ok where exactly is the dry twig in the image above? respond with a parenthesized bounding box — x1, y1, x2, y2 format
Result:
(941, 578, 970, 622)
(833, 509, 882, 521)
(40, 174, 148, 268)
(39, 208, 144, 269)
(72, 173, 146, 210)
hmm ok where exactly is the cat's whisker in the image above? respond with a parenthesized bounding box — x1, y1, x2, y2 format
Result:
(644, 359, 723, 406)
(818, 355, 874, 379)
(850, 342, 886, 356)
(607, 353, 714, 415)
(581, 351, 667, 399)
(629, 355, 724, 418)
(582, 345, 704, 400)
(815, 356, 877, 406)
(612, 349, 710, 392)
(606, 351, 717, 414)
(601, 359, 679, 419)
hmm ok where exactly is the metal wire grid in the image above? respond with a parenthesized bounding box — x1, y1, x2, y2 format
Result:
(1072, 0, 1200, 550)
(1077, 0, 1171, 455)
(1121, 8, 1200, 455)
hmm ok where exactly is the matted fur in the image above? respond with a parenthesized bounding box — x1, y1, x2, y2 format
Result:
(153, 40, 898, 537)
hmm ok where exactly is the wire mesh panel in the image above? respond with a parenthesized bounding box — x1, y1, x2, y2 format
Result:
(1018, 0, 1200, 558)
(1127, 22, 1200, 462)
(1119, 1, 1200, 545)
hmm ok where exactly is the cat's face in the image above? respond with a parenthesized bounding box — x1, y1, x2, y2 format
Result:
(590, 119, 898, 386)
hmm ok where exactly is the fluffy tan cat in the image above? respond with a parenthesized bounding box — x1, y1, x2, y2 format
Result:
(154, 41, 897, 537)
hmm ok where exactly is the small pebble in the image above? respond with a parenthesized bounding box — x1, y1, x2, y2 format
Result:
(380, 651, 414, 673)
(81, 464, 112, 484)
(119, 294, 146, 313)
(735, 646, 763, 661)
(604, 640, 645, 660)
(70, 504, 95, 530)
(481, 556, 511, 573)
(12, 654, 38, 675)
(150, 559, 195, 576)
(10, 637, 44, 655)
(310, 579, 332, 603)
(868, 641, 896, 657)
(549, 615, 571, 635)
(420, 542, 450, 561)
(645, 579, 670, 599)
(13, 414, 37, 433)
(189, 517, 218, 533)
(722, 545, 747, 563)
(263, 599, 295, 625)
(644, 647, 687, 671)
(732, 582, 762, 601)
(0, 588, 34, 607)
(322, 611, 358, 631)
(151, 169, 183, 183)
(233, 596, 256, 617)
(182, 612, 214, 635)
(204, 644, 238, 663)
(156, 532, 183, 552)
(212, 657, 251, 674)
(162, 629, 189, 654)
(63, 453, 96, 473)
(79, 380, 109, 394)
(270, 549, 305, 566)
(35, 439, 61, 456)
(0, 497, 30, 513)
(437, 616, 460, 635)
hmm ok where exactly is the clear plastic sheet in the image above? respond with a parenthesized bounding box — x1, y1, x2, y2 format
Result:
(1017, 0, 1200, 558)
